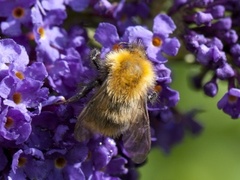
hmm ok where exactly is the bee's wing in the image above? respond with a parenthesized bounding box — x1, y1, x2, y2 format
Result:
(122, 98, 151, 164)
(74, 81, 108, 142)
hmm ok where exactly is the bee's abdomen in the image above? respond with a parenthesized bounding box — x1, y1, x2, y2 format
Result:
(82, 108, 131, 137)
(81, 93, 136, 137)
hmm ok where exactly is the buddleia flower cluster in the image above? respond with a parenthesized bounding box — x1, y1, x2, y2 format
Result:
(169, 0, 240, 118)
(0, 0, 206, 179)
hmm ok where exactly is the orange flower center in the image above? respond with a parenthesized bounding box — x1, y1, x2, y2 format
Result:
(12, 7, 25, 19)
(15, 71, 24, 80)
(18, 157, 27, 167)
(5, 117, 15, 129)
(154, 85, 163, 93)
(55, 157, 67, 169)
(228, 95, 238, 103)
(112, 43, 123, 51)
(152, 36, 162, 47)
(38, 27, 46, 38)
(13, 92, 22, 104)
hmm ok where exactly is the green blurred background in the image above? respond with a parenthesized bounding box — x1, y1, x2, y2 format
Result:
(139, 62, 240, 180)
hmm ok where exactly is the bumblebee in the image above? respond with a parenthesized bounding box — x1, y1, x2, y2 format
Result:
(69, 43, 156, 163)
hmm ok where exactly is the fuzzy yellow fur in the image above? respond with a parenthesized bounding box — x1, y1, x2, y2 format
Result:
(105, 46, 156, 103)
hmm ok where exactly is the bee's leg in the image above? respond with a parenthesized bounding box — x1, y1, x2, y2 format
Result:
(64, 49, 104, 104)
(90, 48, 108, 82)
(148, 91, 158, 104)
(66, 80, 100, 103)
(90, 48, 104, 71)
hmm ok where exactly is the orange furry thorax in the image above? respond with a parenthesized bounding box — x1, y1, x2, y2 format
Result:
(105, 46, 156, 102)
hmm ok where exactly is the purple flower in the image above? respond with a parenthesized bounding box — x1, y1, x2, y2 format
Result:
(105, 157, 128, 175)
(81, 136, 128, 179)
(41, 0, 65, 11)
(94, 14, 180, 63)
(212, 17, 232, 31)
(0, 38, 29, 66)
(230, 43, 240, 67)
(42, 145, 87, 179)
(194, 12, 213, 26)
(203, 79, 218, 97)
(88, 136, 118, 170)
(94, 23, 121, 58)
(217, 88, 240, 119)
(46, 46, 94, 97)
(0, 61, 48, 115)
(91, 171, 120, 180)
(220, 29, 238, 45)
(8, 145, 87, 179)
(0, 39, 49, 146)
(150, 108, 202, 153)
(216, 63, 235, 80)
(148, 85, 179, 111)
(26, 101, 128, 179)
(10, 148, 44, 177)
(27, 112, 58, 150)
(113, 0, 150, 33)
(92, 0, 113, 14)
(31, 4, 67, 64)
(123, 14, 180, 63)
(0, 0, 36, 36)
(31, 4, 92, 98)
(174, 0, 240, 105)
(0, 107, 31, 144)
(147, 64, 179, 110)
(0, 147, 8, 171)
(65, 0, 89, 12)
(206, 5, 225, 18)
(196, 44, 226, 68)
